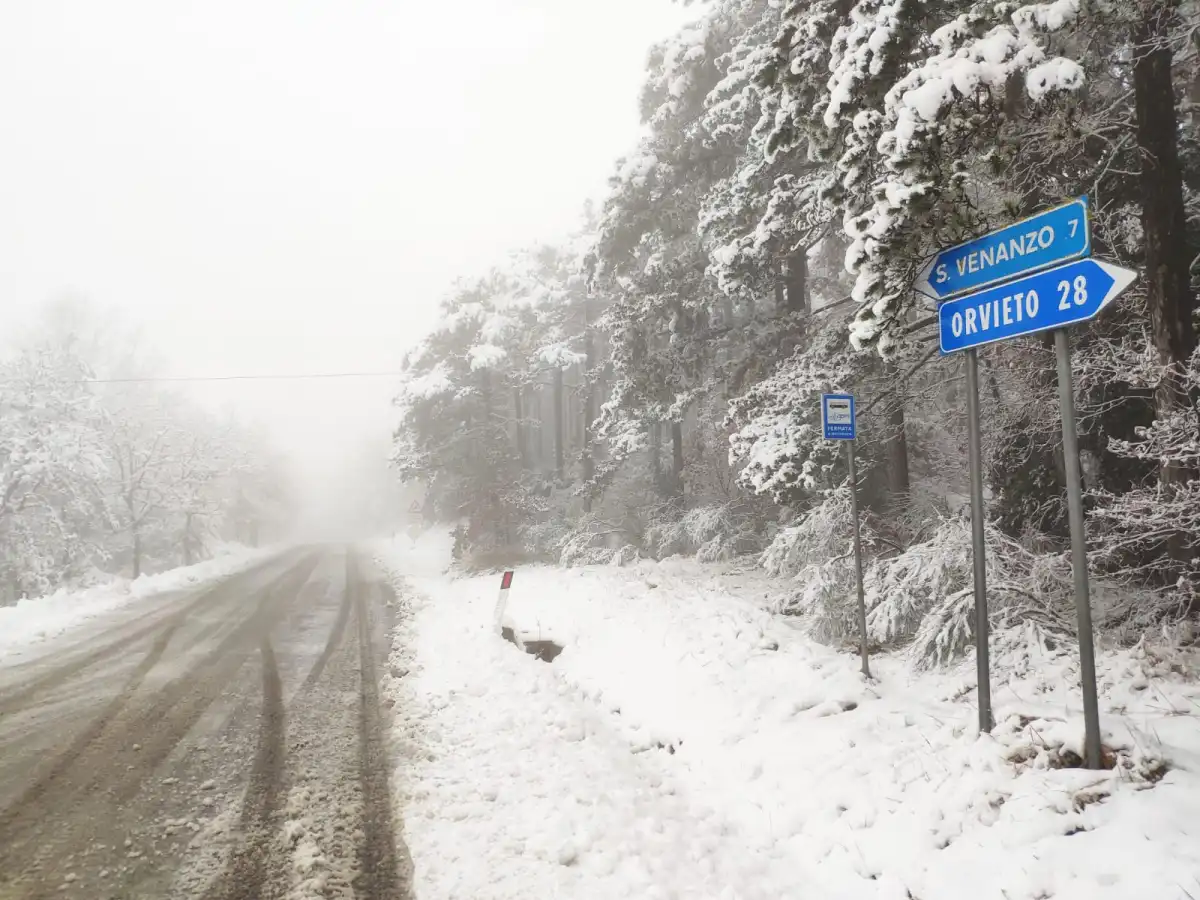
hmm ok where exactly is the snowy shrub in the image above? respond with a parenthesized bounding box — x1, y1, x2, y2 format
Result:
(559, 523, 625, 567)
(1088, 346, 1200, 614)
(865, 518, 976, 646)
(521, 515, 574, 564)
(761, 489, 873, 642)
(761, 488, 860, 577)
(787, 557, 864, 644)
(1096, 581, 1198, 645)
(727, 323, 861, 506)
(987, 617, 1076, 682)
(855, 512, 1085, 668)
(909, 589, 976, 670)
(645, 503, 763, 563)
(643, 504, 691, 559)
(610, 544, 643, 567)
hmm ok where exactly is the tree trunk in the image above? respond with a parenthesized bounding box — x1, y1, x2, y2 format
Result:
(885, 374, 911, 499)
(531, 387, 543, 468)
(671, 420, 685, 497)
(582, 331, 596, 512)
(132, 526, 141, 579)
(513, 385, 528, 468)
(649, 422, 662, 493)
(553, 366, 565, 479)
(785, 246, 808, 314)
(773, 258, 786, 314)
(1134, 0, 1198, 489)
(595, 363, 610, 463)
(183, 512, 194, 566)
(566, 367, 577, 458)
(480, 369, 492, 423)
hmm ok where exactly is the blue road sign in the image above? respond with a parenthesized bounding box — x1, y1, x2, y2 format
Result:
(916, 197, 1090, 300)
(822, 393, 856, 441)
(938, 258, 1137, 355)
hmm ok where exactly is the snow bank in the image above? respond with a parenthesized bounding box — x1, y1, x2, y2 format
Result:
(376, 546, 1200, 899)
(0, 544, 277, 663)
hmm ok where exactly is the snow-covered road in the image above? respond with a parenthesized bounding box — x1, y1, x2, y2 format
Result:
(0, 547, 411, 900)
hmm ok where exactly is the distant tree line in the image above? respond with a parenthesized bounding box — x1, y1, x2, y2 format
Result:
(0, 298, 291, 602)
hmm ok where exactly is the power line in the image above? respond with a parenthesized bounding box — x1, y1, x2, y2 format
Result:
(80, 370, 405, 385)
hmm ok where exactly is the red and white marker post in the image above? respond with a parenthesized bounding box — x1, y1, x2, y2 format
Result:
(494, 570, 514, 635)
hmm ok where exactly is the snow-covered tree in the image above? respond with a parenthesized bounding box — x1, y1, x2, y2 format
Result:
(0, 297, 292, 596)
(392, 0, 1200, 661)
(0, 342, 109, 598)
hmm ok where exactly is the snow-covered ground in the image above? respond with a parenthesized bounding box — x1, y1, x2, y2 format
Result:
(0, 544, 277, 664)
(376, 534, 1200, 900)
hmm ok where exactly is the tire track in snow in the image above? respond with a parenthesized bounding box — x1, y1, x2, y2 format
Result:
(0, 548, 411, 900)
(203, 639, 287, 900)
(0, 616, 182, 838)
(275, 550, 365, 899)
(301, 570, 353, 692)
(0, 554, 320, 896)
(108, 557, 320, 805)
(350, 553, 408, 900)
(0, 554, 292, 718)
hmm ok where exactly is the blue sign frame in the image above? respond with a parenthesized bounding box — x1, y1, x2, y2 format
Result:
(916, 197, 1090, 300)
(937, 258, 1137, 355)
(822, 393, 856, 441)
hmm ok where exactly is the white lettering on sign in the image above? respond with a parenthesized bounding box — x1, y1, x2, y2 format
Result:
(1056, 275, 1089, 311)
(954, 226, 1055, 279)
(949, 289, 1040, 339)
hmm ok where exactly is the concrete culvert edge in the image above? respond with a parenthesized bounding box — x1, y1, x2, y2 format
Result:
(499, 627, 564, 663)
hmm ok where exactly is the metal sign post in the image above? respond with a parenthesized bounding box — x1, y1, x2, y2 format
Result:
(1054, 330, 1103, 768)
(964, 349, 993, 733)
(845, 441, 870, 679)
(927, 197, 1135, 767)
(822, 394, 870, 678)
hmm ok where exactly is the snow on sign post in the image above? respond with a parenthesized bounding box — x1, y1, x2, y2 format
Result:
(929, 198, 1137, 769)
(821, 394, 869, 678)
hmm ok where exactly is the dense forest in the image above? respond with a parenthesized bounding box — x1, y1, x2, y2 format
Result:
(0, 299, 291, 602)
(393, 0, 1200, 664)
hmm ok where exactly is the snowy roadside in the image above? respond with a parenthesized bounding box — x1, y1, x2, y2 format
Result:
(375, 536, 1200, 900)
(0, 544, 280, 665)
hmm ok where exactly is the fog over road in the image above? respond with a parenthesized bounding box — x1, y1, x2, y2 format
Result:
(0, 548, 411, 900)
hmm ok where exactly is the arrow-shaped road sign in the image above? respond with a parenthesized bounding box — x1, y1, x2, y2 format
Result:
(938, 258, 1137, 355)
(916, 197, 1091, 301)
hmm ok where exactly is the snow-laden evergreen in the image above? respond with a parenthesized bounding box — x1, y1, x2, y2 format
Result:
(393, 0, 1200, 666)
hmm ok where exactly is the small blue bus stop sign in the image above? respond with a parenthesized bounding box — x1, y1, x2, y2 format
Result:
(822, 391, 868, 675)
(821, 393, 856, 441)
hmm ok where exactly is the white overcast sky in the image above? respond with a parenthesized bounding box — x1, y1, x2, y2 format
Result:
(0, 0, 693, 519)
